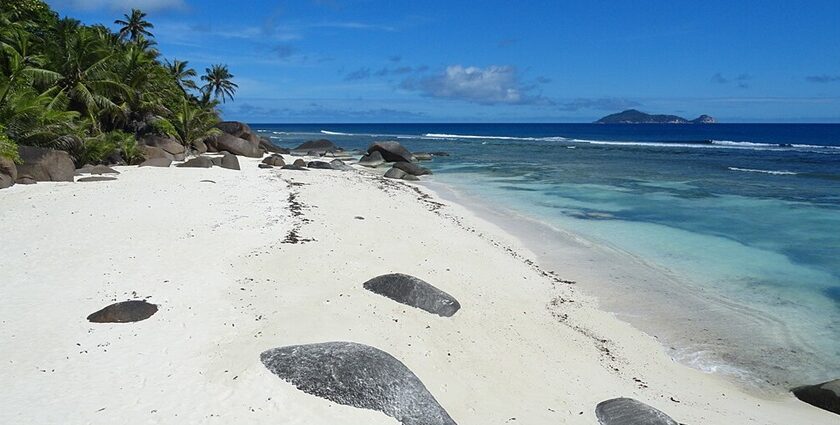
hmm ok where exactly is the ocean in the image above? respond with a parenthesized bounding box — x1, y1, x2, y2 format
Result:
(253, 123, 840, 392)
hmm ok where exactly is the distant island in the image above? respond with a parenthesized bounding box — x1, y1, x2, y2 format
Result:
(595, 109, 716, 124)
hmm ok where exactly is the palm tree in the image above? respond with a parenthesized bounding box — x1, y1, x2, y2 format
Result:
(200, 64, 238, 103)
(114, 8, 153, 41)
(167, 99, 221, 150)
(44, 21, 128, 128)
(165, 59, 198, 95)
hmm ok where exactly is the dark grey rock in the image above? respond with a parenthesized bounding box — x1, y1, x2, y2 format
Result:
(193, 139, 208, 154)
(217, 121, 260, 144)
(1, 156, 18, 189)
(281, 164, 308, 171)
(294, 139, 338, 154)
(429, 152, 450, 157)
(177, 156, 213, 168)
(77, 176, 117, 182)
(87, 300, 158, 323)
(141, 134, 185, 156)
(15, 176, 37, 185)
(259, 137, 288, 154)
(384, 167, 408, 180)
(393, 162, 432, 176)
(207, 133, 262, 158)
(105, 150, 126, 165)
(138, 144, 174, 161)
(367, 141, 413, 163)
(258, 163, 274, 169)
(330, 159, 354, 171)
(139, 158, 172, 168)
(210, 157, 222, 166)
(293, 159, 306, 167)
(413, 152, 433, 161)
(79, 165, 120, 175)
(16, 146, 75, 182)
(384, 167, 420, 181)
(793, 379, 840, 415)
(220, 153, 241, 170)
(262, 155, 286, 167)
(595, 398, 678, 425)
(0, 172, 12, 189)
(358, 151, 385, 168)
(363, 273, 460, 317)
(307, 161, 334, 170)
(260, 341, 456, 425)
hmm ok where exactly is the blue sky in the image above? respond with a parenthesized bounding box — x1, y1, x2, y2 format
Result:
(48, 0, 840, 122)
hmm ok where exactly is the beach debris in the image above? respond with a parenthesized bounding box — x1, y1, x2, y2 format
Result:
(260, 341, 457, 425)
(363, 273, 461, 317)
(393, 161, 432, 176)
(138, 158, 172, 168)
(200, 180, 216, 183)
(367, 141, 413, 163)
(595, 398, 678, 425)
(219, 152, 241, 170)
(77, 176, 117, 182)
(15, 146, 75, 182)
(177, 156, 213, 168)
(358, 150, 385, 167)
(384, 167, 419, 181)
(262, 154, 286, 167)
(793, 379, 840, 415)
(87, 300, 158, 323)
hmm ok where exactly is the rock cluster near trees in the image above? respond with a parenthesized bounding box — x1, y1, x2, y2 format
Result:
(356, 141, 435, 182)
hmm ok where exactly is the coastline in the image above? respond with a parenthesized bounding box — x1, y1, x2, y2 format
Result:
(419, 178, 825, 394)
(0, 155, 836, 424)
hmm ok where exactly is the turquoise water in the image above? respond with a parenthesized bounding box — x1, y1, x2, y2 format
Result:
(255, 123, 840, 391)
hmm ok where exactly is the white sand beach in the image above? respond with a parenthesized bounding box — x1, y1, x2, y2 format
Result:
(0, 155, 835, 424)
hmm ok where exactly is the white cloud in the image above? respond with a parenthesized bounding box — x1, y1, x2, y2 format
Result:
(401, 65, 535, 105)
(52, 0, 186, 11)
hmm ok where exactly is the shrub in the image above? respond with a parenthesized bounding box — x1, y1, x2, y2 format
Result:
(0, 126, 21, 164)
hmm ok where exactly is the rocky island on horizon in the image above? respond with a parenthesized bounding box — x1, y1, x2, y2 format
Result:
(595, 109, 716, 124)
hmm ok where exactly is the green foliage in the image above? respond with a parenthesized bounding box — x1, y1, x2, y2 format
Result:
(117, 134, 144, 165)
(168, 99, 222, 149)
(75, 134, 117, 166)
(0, 125, 21, 163)
(149, 118, 177, 137)
(201, 64, 238, 103)
(0, 3, 236, 163)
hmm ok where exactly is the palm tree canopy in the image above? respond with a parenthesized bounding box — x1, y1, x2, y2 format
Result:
(200, 64, 238, 103)
(165, 59, 198, 93)
(114, 8, 153, 41)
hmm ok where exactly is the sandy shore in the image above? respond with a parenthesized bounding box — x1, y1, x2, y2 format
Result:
(0, 155, 834, 424)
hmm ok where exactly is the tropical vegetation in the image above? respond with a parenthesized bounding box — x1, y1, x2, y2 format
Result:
(0, 0, 238, 165)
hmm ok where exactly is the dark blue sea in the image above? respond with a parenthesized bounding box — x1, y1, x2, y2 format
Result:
(253, 123, 840, 391)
